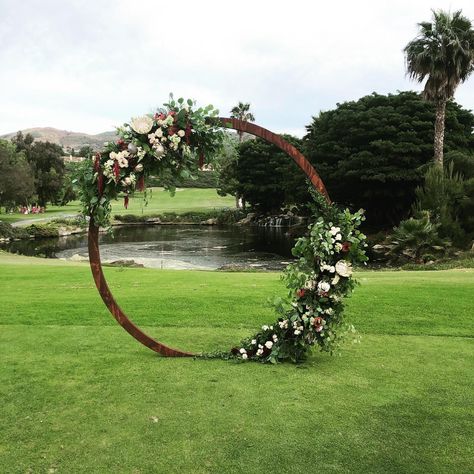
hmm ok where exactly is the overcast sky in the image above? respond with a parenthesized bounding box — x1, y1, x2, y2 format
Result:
(1, 0, 474, 137)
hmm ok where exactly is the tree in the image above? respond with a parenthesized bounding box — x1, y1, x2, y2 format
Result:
(235, 135, 308, 213)
(404, 9, 474, 167)
(13, 133, 66, 207)
(303, 91, 474, 228)
(0, 140, 35, 212)
(230, 102, 255, 143)
(79, 145, 94, 158)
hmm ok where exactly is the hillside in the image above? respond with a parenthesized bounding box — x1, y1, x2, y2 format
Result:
(0, 127, 117, 150)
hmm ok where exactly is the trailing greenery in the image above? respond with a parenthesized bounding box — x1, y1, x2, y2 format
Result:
(76, 96, 224, 228)
(230, 192, 368, 363)
(304, 91, 474, 228)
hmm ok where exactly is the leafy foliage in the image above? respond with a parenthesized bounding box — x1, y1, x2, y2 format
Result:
(230, 191, 368, 363)
(415, 153, 474, 247)
(76, 96, 224, 228)
(404, 9, 474, 103)
(0, 140, 35, 211)
(304, 91, 474, 227)
(385, 212, 451, 263)
(13, 132, 66, 206)
(234, 135, 310, 213)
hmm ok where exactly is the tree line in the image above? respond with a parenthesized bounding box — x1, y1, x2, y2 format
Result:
(0, 132, 77, 212)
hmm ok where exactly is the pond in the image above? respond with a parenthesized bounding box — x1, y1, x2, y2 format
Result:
(1, 224, 299, 270)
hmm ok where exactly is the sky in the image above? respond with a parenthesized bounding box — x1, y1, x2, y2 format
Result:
(1, 0, 474, 137)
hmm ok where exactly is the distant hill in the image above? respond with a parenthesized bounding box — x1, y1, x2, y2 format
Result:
(0, 127, 117, 151)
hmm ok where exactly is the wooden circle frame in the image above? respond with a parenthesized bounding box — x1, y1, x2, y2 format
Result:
(88, 117, 330, 356)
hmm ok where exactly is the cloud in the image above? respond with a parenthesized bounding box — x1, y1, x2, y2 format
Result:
(1, 0, 473, 136)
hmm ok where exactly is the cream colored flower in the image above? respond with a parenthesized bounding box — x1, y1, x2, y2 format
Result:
(335, 260, 352, 277)
(177, 129, 185, 137)
(317, 281, 331, 293)
(265, 341, 273, 349)
(130, 115, 154, 134)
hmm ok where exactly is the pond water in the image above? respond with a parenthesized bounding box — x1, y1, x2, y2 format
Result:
(1, 224, 299, 270)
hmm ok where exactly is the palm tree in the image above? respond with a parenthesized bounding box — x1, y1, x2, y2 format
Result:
(230, 102, 255, 143)
(404, 9, 474, 168)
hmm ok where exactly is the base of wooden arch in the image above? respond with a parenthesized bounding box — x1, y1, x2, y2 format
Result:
(88, 117, 330, 356)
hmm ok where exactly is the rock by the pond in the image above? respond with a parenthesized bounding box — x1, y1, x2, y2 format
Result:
(106, 259, 144, 268)
(146, 217, 161, 224)
(237, 213, 256, 225)
(201, 218, 218, 225)
(69, 253, 88, 261)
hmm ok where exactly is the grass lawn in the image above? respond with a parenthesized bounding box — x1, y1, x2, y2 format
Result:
(1, 253, 473, 473)
(0, 188, 235, 224)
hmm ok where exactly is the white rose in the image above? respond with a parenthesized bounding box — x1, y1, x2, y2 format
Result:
(239, 348, 247, 354)
(154, 144, 165, 158)
(251, 339, 257, 345)
(134, 163, 143, 172)
(294, 330, 301, 336)
(177, 129, 185, 137)
(335, 233, 342, 241)
(272, 334, 278, 341)
(335, 243, 343, 252)
(262, 325, 269, 331)
(264, 341, 273, 349)
(317, 281, 331, 293)
(242, 353, 248, 360)
(329, 266, 335, 273)
(335, 260, 353, 278)
(330, 226, 340, 236)
(156, 128, 163, 138)
(124, 177, 132, 185)
(130, 115, 154, 134)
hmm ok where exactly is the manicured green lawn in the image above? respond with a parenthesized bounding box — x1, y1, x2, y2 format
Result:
(1, 253, 473, 473)
(0, 188, 235, 224)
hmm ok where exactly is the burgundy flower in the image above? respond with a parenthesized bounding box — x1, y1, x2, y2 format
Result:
(117, 139, 128, 151)
(296, 288, 306, 298)
(342, 241, 351, 253)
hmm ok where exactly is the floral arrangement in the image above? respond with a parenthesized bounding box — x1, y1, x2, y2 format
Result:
(231, 192, 368, 363)
(78, 96, 367, 365)
(76, 95, 224, 228)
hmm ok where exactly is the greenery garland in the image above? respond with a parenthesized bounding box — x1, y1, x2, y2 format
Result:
(230, 192, 368, 363)
(76, 95, 224, 228)
(78, 97, 368, 364)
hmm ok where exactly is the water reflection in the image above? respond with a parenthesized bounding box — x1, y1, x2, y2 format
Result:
(1, 225, 298, 270)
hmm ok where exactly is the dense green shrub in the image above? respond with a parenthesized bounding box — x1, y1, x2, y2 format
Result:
(384, 213, 451, 263)
(304, 91, 474, 228)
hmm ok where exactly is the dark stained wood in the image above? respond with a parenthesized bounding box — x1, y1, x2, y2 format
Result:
(88, 118, 330, 356)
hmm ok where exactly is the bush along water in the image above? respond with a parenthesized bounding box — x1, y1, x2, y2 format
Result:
(226, 191, 368, 363)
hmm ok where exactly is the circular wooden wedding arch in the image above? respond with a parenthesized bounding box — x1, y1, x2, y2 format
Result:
(88, 117, 330, 356)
